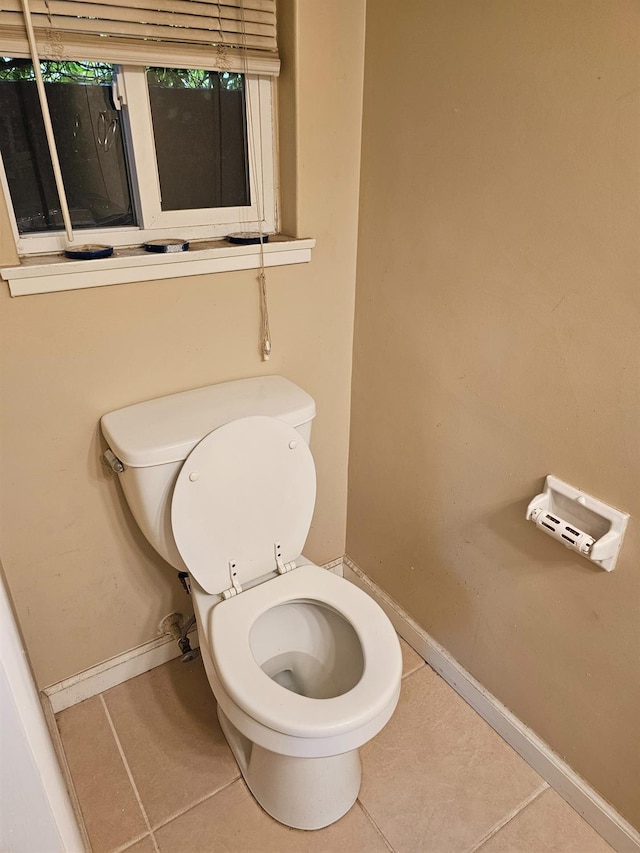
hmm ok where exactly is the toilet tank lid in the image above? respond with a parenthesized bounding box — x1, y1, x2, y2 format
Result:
(100, 376, 316, 468)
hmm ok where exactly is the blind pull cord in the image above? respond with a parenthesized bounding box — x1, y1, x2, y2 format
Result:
(238, 0, 272, 361)
(19, 0, 74, 244)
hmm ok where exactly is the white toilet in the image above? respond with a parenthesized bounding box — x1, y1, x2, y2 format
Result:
(101, 376, 402, 830)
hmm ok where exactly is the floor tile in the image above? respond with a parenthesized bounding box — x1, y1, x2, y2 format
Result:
(477, 788, 614, 852)
(57, 638, 614, 853)
(155, 778, 391, 852)
(102, 656, 239, 828)
(359, 665, 544, 853)
(399, 637, 425, 677)
(56, 695, 147, 853)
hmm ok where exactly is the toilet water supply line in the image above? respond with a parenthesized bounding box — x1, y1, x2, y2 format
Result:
(19, 0, 75, 244)
(161, 612, 199, 663)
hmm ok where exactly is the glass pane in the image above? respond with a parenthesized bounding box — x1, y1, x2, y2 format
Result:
(146, 68, 249, 211)
(0, 58, 135, 234)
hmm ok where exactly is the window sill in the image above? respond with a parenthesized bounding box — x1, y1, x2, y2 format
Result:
(1, 235, 315, 297)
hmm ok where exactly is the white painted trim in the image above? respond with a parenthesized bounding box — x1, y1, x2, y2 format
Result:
(42, 558, 343, 715)
(1, 571, 86, 851)
(39, 691, 92, 851)
(123, 72, 275, 234)
(320, 556, 345, 576)
(2, 237, 315, 297)
(43, 629, 201, 714)
(342, 556, 640, 853)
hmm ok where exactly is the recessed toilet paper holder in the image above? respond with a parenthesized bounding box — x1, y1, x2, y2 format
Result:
(526, 475, 629, 571)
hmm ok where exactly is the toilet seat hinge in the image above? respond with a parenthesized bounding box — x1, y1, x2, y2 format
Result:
(221, 560, 243, 600)
(275, 542, 296, 574)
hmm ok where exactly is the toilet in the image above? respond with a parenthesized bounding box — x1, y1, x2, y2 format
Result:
(101, 376, 402, 830)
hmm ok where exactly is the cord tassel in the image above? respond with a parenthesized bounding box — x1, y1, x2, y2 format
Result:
(259, 269, 272, 361)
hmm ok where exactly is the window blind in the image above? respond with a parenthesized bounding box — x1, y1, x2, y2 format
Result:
(0, 0, 279, 74)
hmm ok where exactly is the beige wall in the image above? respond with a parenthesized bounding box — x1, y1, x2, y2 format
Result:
(348, 0, 640, 829)
(3, 0, 639, 830)
(0, 0, 366, 688)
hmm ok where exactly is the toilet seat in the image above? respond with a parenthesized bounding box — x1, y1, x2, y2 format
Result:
(172, 415, 401, 746)
(171, 416, 316, 595)
(207, 564, 402, 740)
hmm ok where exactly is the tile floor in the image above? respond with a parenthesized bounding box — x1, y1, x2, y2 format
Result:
(55, 638, 614, 853)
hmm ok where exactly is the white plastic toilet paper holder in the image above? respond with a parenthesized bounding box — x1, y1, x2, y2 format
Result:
(526, 475, 629, 572)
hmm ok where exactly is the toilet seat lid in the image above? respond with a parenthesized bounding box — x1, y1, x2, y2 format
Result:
(171, 416, 316, 595)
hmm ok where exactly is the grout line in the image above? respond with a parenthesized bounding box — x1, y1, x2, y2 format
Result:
(465, 782, 549, 853)
(150, 774, 242, 832)
(398, 634, 427, 680)
(401, 662, 425, 679)
(99, 695, 161, 853)
(402, 661, 435, 683)
(112, 831, 153, 853)
(356, 799, 395, 852)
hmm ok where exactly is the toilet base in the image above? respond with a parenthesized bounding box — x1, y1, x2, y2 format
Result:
(217, 706, 361, 830)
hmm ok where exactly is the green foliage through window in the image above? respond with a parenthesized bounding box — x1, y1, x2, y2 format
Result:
(146, 67, 244, 91)
(0, 59, 243, 92)
(0, 58, 113, 84)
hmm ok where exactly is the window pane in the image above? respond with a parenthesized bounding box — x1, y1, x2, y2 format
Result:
(0, 58, 135, 234)
(146, 68, 249, 211)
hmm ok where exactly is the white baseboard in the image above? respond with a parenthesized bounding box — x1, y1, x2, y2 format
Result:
(43, 629, 201, 715)
(343, 556, 640, 853)
(320, 556, 345, 576)
(42, 558, 344, 715)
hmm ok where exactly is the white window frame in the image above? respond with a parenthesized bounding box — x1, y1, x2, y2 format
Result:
(0, 64, 277, 257)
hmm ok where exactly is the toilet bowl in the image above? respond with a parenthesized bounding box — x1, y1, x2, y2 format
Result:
(192, 565, 400, 828)
(101, 376, 402, 830)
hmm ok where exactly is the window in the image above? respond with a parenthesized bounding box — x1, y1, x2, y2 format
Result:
(146, 68, 249, 212)
(0, 59, 135, 235)
(0, 57, 276, 255)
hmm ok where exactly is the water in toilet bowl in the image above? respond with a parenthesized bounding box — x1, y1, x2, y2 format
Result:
(250, 601, 365, 700)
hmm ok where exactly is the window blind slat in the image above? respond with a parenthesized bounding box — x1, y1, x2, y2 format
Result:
(19, 6, 275, 39)
(0, 14, 275, 49)
(0, 23, 279, 72)
(0, 0, 279, 72)
(2, 9, 274, 43)
(96, 0, 277, 18)
(6, 0, 275, 28)
(2, 0, 274, 26)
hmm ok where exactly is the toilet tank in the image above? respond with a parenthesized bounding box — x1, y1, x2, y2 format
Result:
(101, 376, 316, 570)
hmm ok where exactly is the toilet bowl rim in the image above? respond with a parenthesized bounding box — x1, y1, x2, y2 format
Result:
(194, 563, 402, 740)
